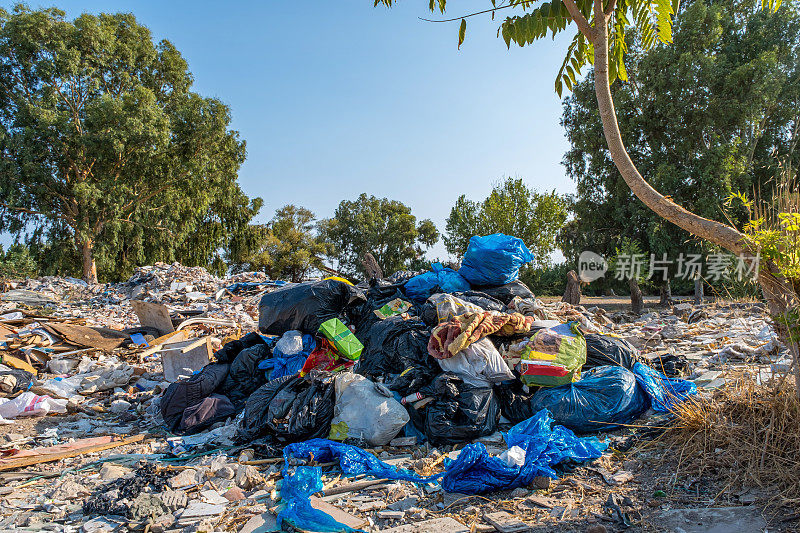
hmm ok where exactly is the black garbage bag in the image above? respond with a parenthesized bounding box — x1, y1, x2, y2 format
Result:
(221, 343, 272, 407)
(238, 372, 336, 443)
(528, 365, 649, 433)
(409, 373, 501, 445)
(471, 280, 535, 305)
(355, 316, 439, 396)
(214, 331, 265, 364)
(258, 280, 366, 335)
(160, 362, 230, 433)
(0, 368, 33, 395)
(494, 379, 541, 424)
(584, 333, 640, 370)
(177, 393, 236, 435)
(347, 282, 411, 334)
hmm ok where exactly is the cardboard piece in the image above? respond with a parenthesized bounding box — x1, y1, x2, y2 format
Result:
(131, 300, 175, 336)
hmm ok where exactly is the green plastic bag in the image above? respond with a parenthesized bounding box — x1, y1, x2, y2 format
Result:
(318, 318, 363, 360)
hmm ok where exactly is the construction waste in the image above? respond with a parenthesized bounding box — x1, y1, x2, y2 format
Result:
(0, 235, 790, 532)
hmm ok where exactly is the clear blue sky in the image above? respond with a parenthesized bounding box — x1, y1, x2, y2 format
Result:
(4, 0, 577, 260)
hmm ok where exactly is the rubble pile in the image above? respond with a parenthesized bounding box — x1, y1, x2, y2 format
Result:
(0, 235, 792, 532)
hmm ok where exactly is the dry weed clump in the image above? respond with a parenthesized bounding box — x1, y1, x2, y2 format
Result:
(660, 375, 800, 505)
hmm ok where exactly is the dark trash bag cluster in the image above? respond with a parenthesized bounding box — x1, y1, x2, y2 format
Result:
(158, 231, 698, 455)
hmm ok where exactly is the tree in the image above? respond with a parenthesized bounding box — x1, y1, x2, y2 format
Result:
(376, 0, 799, 392)
(561, 0, 800, 294)
(445, 177, 568, 267)
(229, 205, 327, 282)
(318, 194, 439, 278)
(0, 6, 257, 282)
(0, 243, 38, 279)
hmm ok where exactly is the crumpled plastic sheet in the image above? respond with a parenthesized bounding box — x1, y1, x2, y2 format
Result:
(277, 466, 357, 533)
(278, 412, 607, 530)
(631, 361, 697, 412)
(441, 409, 608, 494)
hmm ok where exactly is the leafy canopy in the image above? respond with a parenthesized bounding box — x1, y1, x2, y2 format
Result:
(0, 5, 257, 281)
(445, 177, 568, 268)
(318, 194, 439, 278)
(230, 205, 328, 283)
(560, 0, 800, 277)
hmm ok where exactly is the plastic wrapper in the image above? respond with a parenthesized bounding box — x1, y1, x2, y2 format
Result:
(440, 409, 608, 494)
(328, 374, 409, 446)
(437, 338, 514, 387)
(258, 280, 365, 335)
(458, 234, 534, 286)
(0, 392, 68, 422)
(529, 365, 649, 433)
(632, 361, 697, 412)
(402, 262, 471, 303)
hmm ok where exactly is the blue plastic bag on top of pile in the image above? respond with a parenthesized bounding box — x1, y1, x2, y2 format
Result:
(458, 233, 535, 286)
(403, 262, 471, 303)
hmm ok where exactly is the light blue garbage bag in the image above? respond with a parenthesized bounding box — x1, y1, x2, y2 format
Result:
(403, 262, 471, 302)
(458, 233, 534, 286)
(441, 409, 607, 494)
(632, 362, 697, 412)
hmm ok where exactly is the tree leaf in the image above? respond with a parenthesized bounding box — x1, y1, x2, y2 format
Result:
(458, 18, 466, 49)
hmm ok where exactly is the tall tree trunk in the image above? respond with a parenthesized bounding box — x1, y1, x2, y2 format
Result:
(80, 239, 98, 284)
(580, 0, 799, 395)
(588, 3, 746, 254)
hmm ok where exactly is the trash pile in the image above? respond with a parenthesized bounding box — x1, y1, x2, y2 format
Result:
(0, 234, 791, 532)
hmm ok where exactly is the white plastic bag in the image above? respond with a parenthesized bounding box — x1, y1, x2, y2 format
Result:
(0, 392, 68, 422)
(274, 330, 304, 356)
(427, 293, 483, 323)
(329, 373, 409, 446)
(437, 338, 515, 387)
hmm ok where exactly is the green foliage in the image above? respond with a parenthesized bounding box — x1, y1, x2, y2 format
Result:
(561, 0, 800, 290)
(0, 5, 258, 281)
(318, 194, 439, 278)
(0, 243, 38, 279)
(377, 0, 677, 96)
(444, 177, 568, 267)
(230, 205, 327, 282)
(520, 262, 570, 296)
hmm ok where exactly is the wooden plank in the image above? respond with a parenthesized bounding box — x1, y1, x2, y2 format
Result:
(0, 434, 144, 472)
(309, 496, 367, 529)
(131, 300, 175, 336)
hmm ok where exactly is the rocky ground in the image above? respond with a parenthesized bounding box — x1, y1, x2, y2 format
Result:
(0, 264, 792, 532)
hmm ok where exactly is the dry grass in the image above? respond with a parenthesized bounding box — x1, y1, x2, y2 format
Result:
(658, 375, 800, 507)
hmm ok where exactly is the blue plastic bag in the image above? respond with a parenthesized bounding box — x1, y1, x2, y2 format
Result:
(278, 466, 357, 532)
(458, 234, 534, 286)
(441, 409, 607, 494)
(258, 333, 316, 380)
(403, 262, 471, 302)
(632, 361, 697, 412)
(529, 366, 649, 433)
(283, 438, 437, 483)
